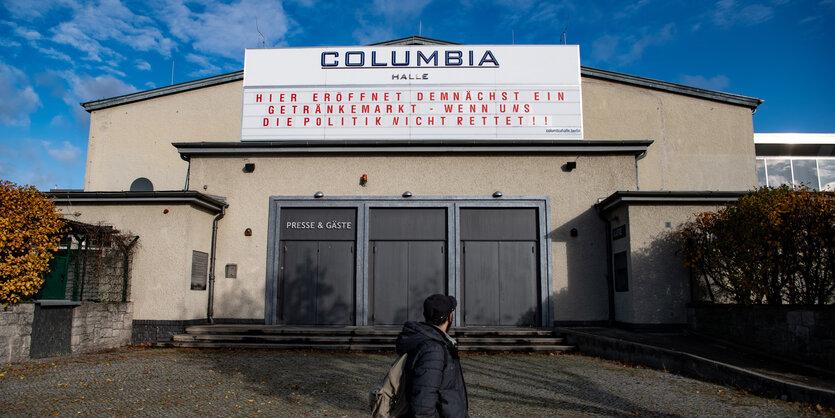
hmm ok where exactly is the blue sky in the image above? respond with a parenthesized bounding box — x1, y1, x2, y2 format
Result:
(1, 0, 833, 190)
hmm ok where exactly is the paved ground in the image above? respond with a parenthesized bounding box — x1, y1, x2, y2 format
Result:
(0, 347, 828, 417)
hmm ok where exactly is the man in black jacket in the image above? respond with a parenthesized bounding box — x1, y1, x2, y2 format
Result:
(395, 294, 469, 418)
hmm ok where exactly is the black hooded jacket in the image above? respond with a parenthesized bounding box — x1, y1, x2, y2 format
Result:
(395, 321, 468, 418)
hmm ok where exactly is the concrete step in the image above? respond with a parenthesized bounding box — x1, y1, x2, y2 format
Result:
(157, 340, 575, 353)
(173, 333, 565, 346)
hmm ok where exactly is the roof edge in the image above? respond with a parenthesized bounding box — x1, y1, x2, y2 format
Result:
(581, 67, 762, 110)
(81, 71, 244, 112)
(48, 190, 228, 213)
(173, 139, 654, 159)
(596, 190, 747, 213)
(79, 56, 762, 113)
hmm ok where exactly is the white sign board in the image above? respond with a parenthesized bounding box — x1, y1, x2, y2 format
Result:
(241, 45, 582, 141)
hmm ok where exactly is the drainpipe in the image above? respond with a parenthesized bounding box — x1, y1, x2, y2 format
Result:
(207, 205, 226, 324)
(635, 150, 647, 190)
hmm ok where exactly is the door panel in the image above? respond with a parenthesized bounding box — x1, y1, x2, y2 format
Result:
(463, 241, 500, 325)
(316, 242, 354, 325)
(371, 242, 409, 325)
(499, 242, 538, 326)
(281, 241, 318, 325)
(408, 242, 446, 321)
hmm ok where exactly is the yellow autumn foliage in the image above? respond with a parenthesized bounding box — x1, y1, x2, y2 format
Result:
(0, 180, 65, 305)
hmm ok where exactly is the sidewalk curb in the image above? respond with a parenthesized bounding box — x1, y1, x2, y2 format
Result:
(557, 327, 835, 407)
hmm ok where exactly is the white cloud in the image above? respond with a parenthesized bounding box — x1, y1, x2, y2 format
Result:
(51, 70, 136, 124)
(711, 0, 774, 27)
(352, 0, 432, 44)
(136, 60, 152, 71)
(0, 137, 87, 190)
(680, 74, 731, 91)
(50, 115, 68, 126)
(14, 25, 43, 40)
(0, 39, 22, 48)
(590, 23, 676, 66)
(0, 62, 41, 126)
(45, 140, 82, 165)
(186, 53, 222, 77)
(157, 0, 289, 60)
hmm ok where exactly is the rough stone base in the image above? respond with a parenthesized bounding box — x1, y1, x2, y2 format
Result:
(0, 304, 34, 363)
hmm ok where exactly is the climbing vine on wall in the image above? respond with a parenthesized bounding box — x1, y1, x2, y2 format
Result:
(677, 185, 835, 305)
(0, 180, 65, 305)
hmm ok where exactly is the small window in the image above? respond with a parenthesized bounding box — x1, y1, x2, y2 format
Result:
(130, 177, 154, 192)
(766, 159, 791, 187)
(614, 251, 629, 292)
(191, 251, 208, 290)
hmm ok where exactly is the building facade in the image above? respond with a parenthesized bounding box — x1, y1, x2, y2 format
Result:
(50, 37, 762, 340)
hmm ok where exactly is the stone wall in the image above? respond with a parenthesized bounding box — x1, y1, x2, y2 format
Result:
(71, 302, 133, 354)
(0, 304, 34, 363)
(688, 304, 835, 372)
(0, 302, 132, 362)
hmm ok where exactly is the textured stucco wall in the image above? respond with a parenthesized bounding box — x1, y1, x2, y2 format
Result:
(54, 204, 215, 321)
(623, 204, 725, 325)
(85, 81, 243, 191)
(582, 77, 756, 191)
(188, 153, 636, 323)
(83, 75, 757, 194)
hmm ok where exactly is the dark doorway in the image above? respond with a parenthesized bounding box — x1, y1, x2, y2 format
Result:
(369, 208, 447, 325)
(461, 208, 539, 326)
(278, 208, 356, 325)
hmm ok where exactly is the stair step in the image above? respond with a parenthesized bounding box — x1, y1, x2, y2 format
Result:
(157, 341, 574, 353)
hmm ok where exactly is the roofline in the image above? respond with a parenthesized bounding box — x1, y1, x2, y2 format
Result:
(754, 133, 835, 145)
(81, 71, 244, 112)
(370, 35, 459, 45)
(596, 190, 746, 213)
(173, 139, 653, 159)
(47, 191, 228, 213)
(79, 65, 762, 114)
(581, 67, 762, 110)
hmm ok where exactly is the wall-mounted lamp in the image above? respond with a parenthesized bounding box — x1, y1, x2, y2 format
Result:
(562, 161, 577, 172)
(570, 228, 578, 237)
(314, 191, 324, 198)
(244, 228, 252, 236)
(402, 191, 412, 198)
(493, 191, 503, 198)
(243, 163, 255, 173)
(360, 174, 368, 187)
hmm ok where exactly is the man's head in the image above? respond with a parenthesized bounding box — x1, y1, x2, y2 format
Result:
(423, 294, 457, 326)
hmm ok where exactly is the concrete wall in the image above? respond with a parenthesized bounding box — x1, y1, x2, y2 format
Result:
(54, 204, 216, 321)
(608, 204, 726, 327)
(689, 305, 835, 372)
(188, 153, 636, 323)
(85, 81, 243, 191)
(0, 303, 34, 363)
(84, 76, 757, 195)
(582, 77, 757, 191)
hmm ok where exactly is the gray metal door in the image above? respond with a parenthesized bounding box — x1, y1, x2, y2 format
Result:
(461, 208, 539, 326)
(369, 208, 447, 325)
(278, 208, 356, 325)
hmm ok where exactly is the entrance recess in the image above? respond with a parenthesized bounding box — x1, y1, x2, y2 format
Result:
(461, 208, 540, 326)
(265, 197, 552, 327)
(278, 208, 356, 325)
(369, 208, 447, 325)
